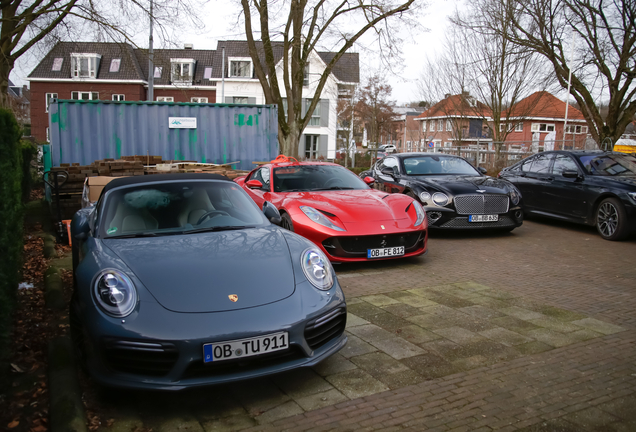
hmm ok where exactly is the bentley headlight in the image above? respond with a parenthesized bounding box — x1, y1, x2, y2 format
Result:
(413, 200, 426, 226)
(300, 206, 345, 231)
(432, 192, 449, 206)
(301, 248, 334, 290)
(93, 269, 137, 317)
(419, 191, 431, 202)
(510, 188, 521, 206)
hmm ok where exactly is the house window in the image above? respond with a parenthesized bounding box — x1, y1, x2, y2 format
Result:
(52, 58, 63, 71)
(233, 96, 248, 104)
(203, 67, 213, 80)
(303, 64, 309, 86)
(438, 120, 444, 131)
(156, 96, 174, 102)
(305, 135, 319, 159)
(531, 123, 555, 132)
(444, 142, 452, 148)
(446, 120, 452, 131)
(45, 93, 58, 112)
(565, 125, 588, 134)
(109, 58, 121, 73)
(515, 123, 523, 132)
(70, 53, 101, 78)
(112, 94, 125, 101)
(305, 99, 321, 126)
(229, 58, 252, 78)
(422, 121, 426, 132)
(191, 97, 208, 103)
(429, 120, 435, 132)
(171, 58, 195, 83)
(154, 66, 163, 78)
(71, 91, 99, 100)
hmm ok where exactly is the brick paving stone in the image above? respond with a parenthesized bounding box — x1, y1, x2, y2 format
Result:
(346, 313, 369, 328)
(325, 369, 389, 399)
(433, 326, 487, 345)
(478, 327, 534, 347)
(499, 306, 546, 321)
(570, 318, 626, 335)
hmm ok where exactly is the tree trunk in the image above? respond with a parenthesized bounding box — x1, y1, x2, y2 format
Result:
(278, 120, 301, 159)
(0, 56, 14, 109)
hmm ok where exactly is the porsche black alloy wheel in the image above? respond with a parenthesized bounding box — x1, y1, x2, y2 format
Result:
(281, 213, 294, 232)
(595, 197, 628, 241)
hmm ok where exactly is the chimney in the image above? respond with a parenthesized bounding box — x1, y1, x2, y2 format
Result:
(444, 93, 451, 99)
(184, 43, 193, 49)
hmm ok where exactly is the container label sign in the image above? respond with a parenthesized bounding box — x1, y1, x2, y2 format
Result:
(169, 117, 197, 129)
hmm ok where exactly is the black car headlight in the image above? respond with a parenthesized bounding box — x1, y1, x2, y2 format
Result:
(93, 269, 137, 317)
(432, 192, 449, 206)
(301, 248, 334, 291)
(510, 188, 521, 206)
(419, 191, 431, 202)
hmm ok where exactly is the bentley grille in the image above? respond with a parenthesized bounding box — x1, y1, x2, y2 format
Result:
(454, 194, 509, 215)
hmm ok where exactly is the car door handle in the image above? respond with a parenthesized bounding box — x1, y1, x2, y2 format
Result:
(546, 177, 554, 182)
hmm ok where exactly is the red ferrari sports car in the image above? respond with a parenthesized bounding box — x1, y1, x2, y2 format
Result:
(235, 157, 428, 263)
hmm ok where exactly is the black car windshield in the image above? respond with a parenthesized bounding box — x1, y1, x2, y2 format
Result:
(578, 153, 636, 176)
(273, 164, 369, 192)
(99, 180, 267, 238)
(402, 156, 480, 176)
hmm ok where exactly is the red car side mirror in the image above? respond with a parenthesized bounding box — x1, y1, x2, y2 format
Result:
(246, 179, 263, 189)
(363, 176, 375, 185)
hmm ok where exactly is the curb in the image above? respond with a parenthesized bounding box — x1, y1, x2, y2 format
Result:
(44, 266, 66, 310)
(48, 337, 87, 432)
(43, 234, 57, 259)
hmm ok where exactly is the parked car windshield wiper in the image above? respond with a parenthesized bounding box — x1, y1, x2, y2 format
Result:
(310, 186, 355, 191)
(182, 226, 255, 234)
(107, 232, 159, 239)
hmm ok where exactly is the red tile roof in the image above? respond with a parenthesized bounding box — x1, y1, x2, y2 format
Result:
(508, 91, 585, 119)
(415, 94, 492, 119)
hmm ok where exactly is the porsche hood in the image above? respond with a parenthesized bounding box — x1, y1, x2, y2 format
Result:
(103, 227, 296, 313)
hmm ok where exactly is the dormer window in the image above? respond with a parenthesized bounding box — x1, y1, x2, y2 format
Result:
(52, 58, 63, 71)
(228, 57, 252, 78)
(171, 58, 195, 84)
(109, 58, 121, 73)
(70, 53, 101, 79)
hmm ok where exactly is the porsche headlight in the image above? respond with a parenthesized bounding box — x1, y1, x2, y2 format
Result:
(419, 191, 431, 202)
(93, 269, 137, 317)
(301, 248, 334, 290)
(432, 192, 449, 206)
(300, 206, 345, 231)
(510, 188, 521, 206)
(413, 200, 426, 226)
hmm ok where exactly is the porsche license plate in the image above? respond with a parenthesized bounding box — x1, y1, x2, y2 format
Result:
(367, 246, 405, 259)
(203, 332, 288, 363)
(469, 214, 499, 222)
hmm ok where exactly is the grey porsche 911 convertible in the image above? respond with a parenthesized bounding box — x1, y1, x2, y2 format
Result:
(70, 173, 347, 390)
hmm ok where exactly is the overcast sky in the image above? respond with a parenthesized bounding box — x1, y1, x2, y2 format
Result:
(11, 0, 459, 105)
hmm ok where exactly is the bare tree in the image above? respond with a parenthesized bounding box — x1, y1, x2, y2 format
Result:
(239, 0, 418, 158)
(480, 0, 636, 148)
(420, 7, 549, 169)
(0, 0, 204, 107)
(355, 74, 397, 154)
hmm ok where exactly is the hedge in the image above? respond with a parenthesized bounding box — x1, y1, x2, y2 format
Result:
(0, 108, 24, 371)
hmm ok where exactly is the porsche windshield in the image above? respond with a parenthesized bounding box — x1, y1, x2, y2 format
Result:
(578, 153, 636, 176)
(402, 156, 480, 176)
(273, 164, 369, 192)
(100, 180, 267, 238)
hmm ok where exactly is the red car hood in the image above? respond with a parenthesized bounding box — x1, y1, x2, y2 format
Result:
(282, 189, 412, 223)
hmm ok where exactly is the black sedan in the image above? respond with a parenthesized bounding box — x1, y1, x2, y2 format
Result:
(498, 150, 636, 241)
(370, 153, 523, 231)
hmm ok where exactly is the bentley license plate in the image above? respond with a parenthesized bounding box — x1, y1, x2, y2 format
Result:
(469, 214, 498, 222)
(367, 246, 405, 259)
(203, 332, 288, 363)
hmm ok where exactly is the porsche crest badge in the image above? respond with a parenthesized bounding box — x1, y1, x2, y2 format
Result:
(228, 294, 238, 302)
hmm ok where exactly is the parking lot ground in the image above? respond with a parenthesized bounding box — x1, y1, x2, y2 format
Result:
(83, 219, 636, 431)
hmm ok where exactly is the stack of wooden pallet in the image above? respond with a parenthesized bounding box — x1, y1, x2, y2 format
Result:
(93, 159, 146, 176)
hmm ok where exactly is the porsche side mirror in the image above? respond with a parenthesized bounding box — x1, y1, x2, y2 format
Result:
(562, 170, 580, 179)
(477, 167, 487, 175)
(363, 176, 375, 185)
(262, 201, 282, 225)
(246, 179, 263, 189)
(71, 210, 91, 242)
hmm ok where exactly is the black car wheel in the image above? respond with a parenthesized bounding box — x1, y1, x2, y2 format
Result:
(595, 197, 628, 241)
(281, 213, 294, 232)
